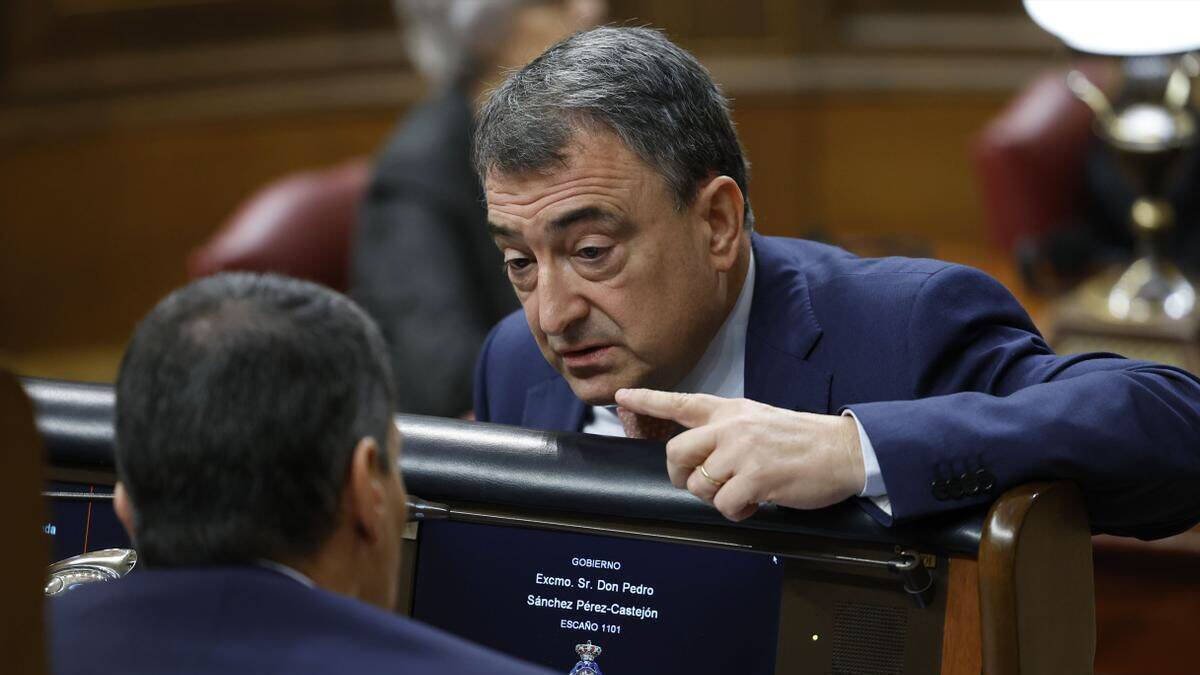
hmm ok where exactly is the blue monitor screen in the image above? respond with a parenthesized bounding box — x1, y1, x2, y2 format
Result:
(43, 482, 130, 562)
(411, 519, 784, 674)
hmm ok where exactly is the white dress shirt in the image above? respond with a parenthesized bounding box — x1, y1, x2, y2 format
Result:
(582, 250, 892, 514)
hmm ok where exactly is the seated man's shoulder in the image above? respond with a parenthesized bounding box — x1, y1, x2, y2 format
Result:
(481, 310, 556, 379)
(300, 586, 550, 674)
(765, 236, 946, 281)
(766, 236, 991, 302)
(476, 309, 560, 423)
(762, 237, 1016, 341)
(488, 308, 539, 348)
(49, 568, 550, 675)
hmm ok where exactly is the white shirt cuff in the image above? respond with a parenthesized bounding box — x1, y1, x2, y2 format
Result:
(842, 409, 893, 516)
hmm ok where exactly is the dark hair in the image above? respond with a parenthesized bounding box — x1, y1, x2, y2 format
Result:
(474, 26, 754, 228)
(115, 273, 396, 567)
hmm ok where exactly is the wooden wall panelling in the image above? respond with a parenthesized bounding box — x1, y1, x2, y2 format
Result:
(0, 108, 401, 366)
(731, 95, 825, 239)
(0, 91, 1012, 379)
(816, 92, 1007, 242)
(733, 92, 1008, 243)
(614, 0, 812, 54)
(840, 0, 1018, 15)
(6, 0, 391, 67)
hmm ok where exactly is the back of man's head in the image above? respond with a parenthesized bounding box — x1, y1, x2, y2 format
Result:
(115, 272, 396, 567)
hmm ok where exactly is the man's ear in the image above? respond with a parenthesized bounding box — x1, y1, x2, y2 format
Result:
(695, 175, 745, 272)
(113, 482, 136, 542)
(347, 437, 386, 544)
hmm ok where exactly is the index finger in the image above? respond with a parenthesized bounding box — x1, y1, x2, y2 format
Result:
(614, 388, 725, 428)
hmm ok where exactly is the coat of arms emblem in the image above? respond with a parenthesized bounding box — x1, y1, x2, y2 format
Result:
(568, 640, 603, 674)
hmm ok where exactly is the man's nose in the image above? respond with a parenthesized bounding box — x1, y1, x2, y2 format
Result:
(537, 265, 589, 337)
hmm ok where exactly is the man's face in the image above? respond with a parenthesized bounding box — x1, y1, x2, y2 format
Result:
(486, 130, 729, 404)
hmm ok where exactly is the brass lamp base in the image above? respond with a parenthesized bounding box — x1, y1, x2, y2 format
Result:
(1052, 268, 1200, 373)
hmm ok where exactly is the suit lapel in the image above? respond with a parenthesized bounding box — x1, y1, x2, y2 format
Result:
(522, 376, 587, 431)
(745, 336, 832, 414)
(744, 235, 832, 414)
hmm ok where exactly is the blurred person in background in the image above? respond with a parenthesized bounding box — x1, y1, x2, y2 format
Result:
(352, 0, 605, 418)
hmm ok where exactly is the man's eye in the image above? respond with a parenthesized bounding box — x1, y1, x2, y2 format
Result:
(576, 246, 607, 260)
(504, 257, 533, 272)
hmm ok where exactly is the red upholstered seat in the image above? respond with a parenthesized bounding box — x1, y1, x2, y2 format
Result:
(187, 158, 370, 292)
(971, 68, 1101, 252)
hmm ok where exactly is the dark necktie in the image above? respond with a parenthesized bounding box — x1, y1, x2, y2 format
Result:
(616, 406, 683, 441)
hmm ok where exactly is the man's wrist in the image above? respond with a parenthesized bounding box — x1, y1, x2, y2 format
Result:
(838, 414, 866, 498)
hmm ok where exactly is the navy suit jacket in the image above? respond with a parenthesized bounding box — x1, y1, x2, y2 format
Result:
(474, 234, 1200, 538)
(48, 567, 554, 675)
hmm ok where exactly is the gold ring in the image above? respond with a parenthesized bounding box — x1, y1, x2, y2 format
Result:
(698, 464, 725, 488)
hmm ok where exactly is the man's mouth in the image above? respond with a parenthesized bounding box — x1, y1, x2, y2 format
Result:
(558, 344, 614, 369)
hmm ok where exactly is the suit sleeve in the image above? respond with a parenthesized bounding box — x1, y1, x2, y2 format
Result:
(847, 264, 1200, 538)
(351, 189, 493, 418)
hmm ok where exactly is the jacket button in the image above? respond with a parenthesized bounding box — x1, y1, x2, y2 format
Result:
(948, 478, 965, 499)
(976, 469, 996, 493)
(932, 480, 950, 501)
(961, 472, 979, 496)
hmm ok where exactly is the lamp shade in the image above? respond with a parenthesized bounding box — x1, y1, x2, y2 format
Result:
(1024, 0, 1200, 56)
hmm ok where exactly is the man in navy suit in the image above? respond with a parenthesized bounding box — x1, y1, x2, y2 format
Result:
(49, 273, 552, 675)
(471, 27, 1200, 538)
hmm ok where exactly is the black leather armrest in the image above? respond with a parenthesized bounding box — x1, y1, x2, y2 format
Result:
(23, 377, 984, 556)
(24, 378, 115, 470)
